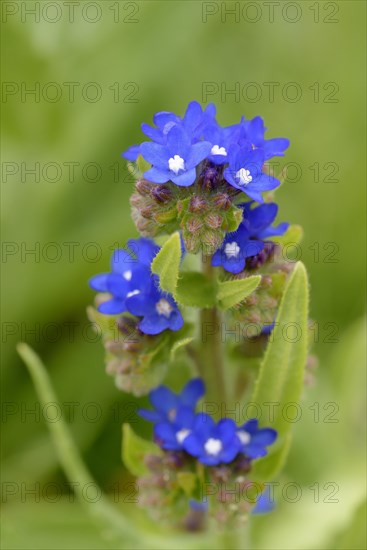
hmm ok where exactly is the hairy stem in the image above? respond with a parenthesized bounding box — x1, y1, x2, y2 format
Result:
(199, 256, 227, 411)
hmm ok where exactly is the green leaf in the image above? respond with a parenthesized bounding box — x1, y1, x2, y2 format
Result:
(176, 272, 217, 307)
(250, 262, 309, 481)
(217, 276, 261, 310)
(151, 232, 181, 295)
(122, 424, 161, 477)
(176, 472, 197, 496)
(328, 499, 367, 550)
(170, 337, 194, 361)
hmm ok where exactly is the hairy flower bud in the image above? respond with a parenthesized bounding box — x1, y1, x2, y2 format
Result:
(189, 195, 209, 213)
(186, 216, 204, 233)
(213, 192, 232, 210)
(151, 185, 173, 204)
(136, 178, 153, 196)
(205, 212, 223, 230)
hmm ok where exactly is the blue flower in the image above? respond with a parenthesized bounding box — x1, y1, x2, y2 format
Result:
(183, 413, 241, 466)
(141, 101, 216, 146)
(89, 237, 184, 335)
(154, 406, 196, 451)
(223, 145, 281, 202)
(138, 378, 205, 424)
(121, 144, 141, 162)
(252, 486, 276, 514)
(241, 201, 289, 239)
(225, 116, 289, 161)
(245, 116, 289, 160)
(211, 202, 288, 274)
(236, 419, 277, 459)
(203, 121, 233, 165)
(141, 125, 212, 187)
(127, 278, 184, 335)
(89, 237, 158, 314)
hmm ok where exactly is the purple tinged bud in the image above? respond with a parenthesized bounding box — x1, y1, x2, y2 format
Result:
(151, 185, 173, 204)
(213, 193, 232, 210)
(144, 454, 164, 472)
(130, 193, 142, 208)
(140, 205, 155, 219)
(189, 196, 208, 213)
(163, 451, 186, 470)
(186, 217, 204, 233)
(117, 316, 139, 335)
(199, 163, 221, 191)
(184, 507, 207, 532)
(261, 276, 272, 288)
(136, 179, 153, 196)
(245, 294, 258, 307)
(205, 213, 223, 230)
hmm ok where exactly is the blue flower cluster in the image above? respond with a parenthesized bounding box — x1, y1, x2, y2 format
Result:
(139, 379, 277, 466)
(212, 201, 289, 274)
(89, 238, 183, 335)
(123, 101, 289, 202)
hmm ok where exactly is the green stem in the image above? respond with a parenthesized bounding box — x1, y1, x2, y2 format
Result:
(199, 257, 227, 411)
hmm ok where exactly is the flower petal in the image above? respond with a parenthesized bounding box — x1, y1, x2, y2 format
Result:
(181, 378, 205, 408)
(171, 168, 197, 187)
(186, 141, 212, 169)
(140, 142, 169, 169)
(98, 298, 125, 315)
(144, 167, 169, 184)
(89, 273, 109, 292)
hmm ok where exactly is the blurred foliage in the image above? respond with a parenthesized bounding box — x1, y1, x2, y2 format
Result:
(1, 1, 366, 548)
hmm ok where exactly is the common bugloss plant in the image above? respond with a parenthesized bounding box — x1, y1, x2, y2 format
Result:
(88, 101, 312, 533)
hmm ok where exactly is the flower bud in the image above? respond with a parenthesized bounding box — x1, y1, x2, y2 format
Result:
(201, 229, 224, 256)
(186, 216, 204, 233)
(189, 196, 208, 213)
(205, 212, 223, 230)
(151, 185, 173, 204)
(136, 178, 153, 196)
(213, 192, 232, 210)
(153, 207, 177, 224)
(140, 205, 155, 219)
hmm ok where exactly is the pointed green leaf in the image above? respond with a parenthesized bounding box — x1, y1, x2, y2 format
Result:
(151, 232, 181, 295)
(250, 262, 309, 481)
(217, 276, 261, 310)
(122, 424, 161, 477)
(176, 272, 217, 308)
(176, 472, 197, 496)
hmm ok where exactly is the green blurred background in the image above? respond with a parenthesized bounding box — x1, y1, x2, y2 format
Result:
(2, 1, 366, 548)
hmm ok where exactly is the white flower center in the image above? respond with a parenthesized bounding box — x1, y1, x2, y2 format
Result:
(156, 298, 173, 318)
(123, 270, 132, 281)
(237, 431, 251, 445)
(126, 289, 140, 298)
(236, 168, 252, 186)
(168, 155, 185, 174)
(176, 428, 191, 444)
(224, 242, 241, 259)
(211, 144, 227, 156)
(204, 438, 223, 456)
